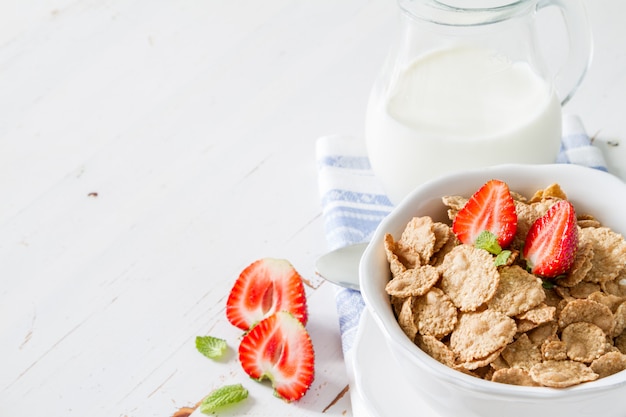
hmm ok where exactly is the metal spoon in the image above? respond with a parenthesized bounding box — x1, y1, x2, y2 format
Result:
(314, 242, 369, 291)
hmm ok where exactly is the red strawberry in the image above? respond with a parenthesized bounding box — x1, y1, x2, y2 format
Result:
(523, 200, 578, 277)
(238, 311, 315, 402)
(226, 258, 308, 330)
(452, 179, 518, 248)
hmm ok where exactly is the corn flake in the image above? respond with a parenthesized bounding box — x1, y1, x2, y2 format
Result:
(396, 297, 418, 341)
(415, 334, 456, 367)
(385, 265, 440, 298)
(541, 339, 568, 361)
(384, 234, 407, 278)
(559, 299, 615, 336)
(487, 265, 545, 317)
(580, 227, 626, 284)
(439, 245, 500, 312)
(561, 322, 607, 363)
(501, 333, 542, 371)
(528, 183, 568, 203)
(491, 367, 540, 386)
(397, 217, 437, 267)
(612, 301, 626, 337)
(578, 214, 602, 229)
(602, 272, 626, 297)
(413, 287, 457, 339)
(529, 360, 599, 388)
(557, 240, 594, 287)
(516, 303, 556, 327)
(590, 351, 626, 378)
(450, 310, 516, 363)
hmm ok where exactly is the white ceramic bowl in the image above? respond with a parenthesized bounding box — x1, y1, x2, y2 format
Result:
(359, 164, 626, 417)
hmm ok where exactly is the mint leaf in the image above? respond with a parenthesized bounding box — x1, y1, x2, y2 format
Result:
(494, 250, 512, 267)
(474, 231, 502, 255)
(200, 384, 248, 414)
(196, 335, 227, 359)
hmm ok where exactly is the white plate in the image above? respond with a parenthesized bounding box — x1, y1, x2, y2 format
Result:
(351, 310, 442, 417)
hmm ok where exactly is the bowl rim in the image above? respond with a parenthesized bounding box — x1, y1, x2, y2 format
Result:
(360, 163, 626, 398)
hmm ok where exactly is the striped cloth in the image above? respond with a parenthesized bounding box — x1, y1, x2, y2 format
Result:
(316, 114, 608, 354)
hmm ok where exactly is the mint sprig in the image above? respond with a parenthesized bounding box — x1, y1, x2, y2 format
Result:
(200, 383, 248, 414)
(196, 335, 227, 360)
(475, 231, 514, 266)
(474, 230, 502, 255)
(494, 250, 512, 267)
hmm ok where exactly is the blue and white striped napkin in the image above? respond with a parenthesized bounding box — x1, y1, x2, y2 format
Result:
(316, 114, 608, 354)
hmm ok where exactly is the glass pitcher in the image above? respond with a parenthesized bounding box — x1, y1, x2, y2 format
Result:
(365, 0, 592, 204)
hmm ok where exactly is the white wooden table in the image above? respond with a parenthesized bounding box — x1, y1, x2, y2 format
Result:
(1, 1, 625, 416)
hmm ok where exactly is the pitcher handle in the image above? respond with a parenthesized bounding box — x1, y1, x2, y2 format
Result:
(537, 0, 593, 106)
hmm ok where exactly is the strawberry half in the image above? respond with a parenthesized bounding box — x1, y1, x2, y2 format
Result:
(523, 200, 578, 277)
(238, 311, 315, 402)
(452, 179, 518, 248)
(226, 258, 308, 330)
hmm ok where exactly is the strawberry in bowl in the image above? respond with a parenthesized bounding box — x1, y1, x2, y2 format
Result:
(523, 199, 578, 278)
(452, 178, 518, 249)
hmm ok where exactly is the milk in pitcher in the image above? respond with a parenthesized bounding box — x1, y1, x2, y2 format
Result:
(365, 45, 562, 204)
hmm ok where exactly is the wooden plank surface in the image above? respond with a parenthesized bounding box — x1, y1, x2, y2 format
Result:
(1, 1, 625, 416)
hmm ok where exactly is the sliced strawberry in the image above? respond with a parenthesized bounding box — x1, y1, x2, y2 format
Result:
(452, 179, 518, 248)
(238, 311, 315, 402)
(226, 258, 308, 330)
(523, 200, 578, 277)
